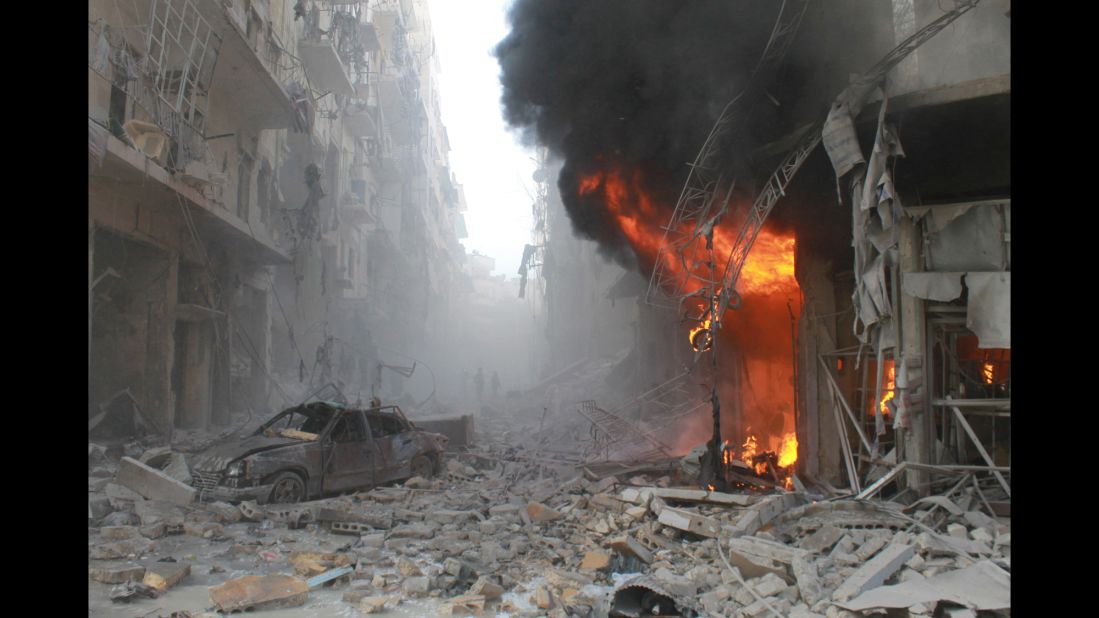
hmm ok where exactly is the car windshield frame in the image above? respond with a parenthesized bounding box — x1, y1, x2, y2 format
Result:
(254, 402, 345, 440)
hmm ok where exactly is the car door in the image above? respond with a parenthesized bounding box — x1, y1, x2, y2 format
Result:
(367, 412, 397, 483)
(321, 409, 375, 493)
(368, 411, 423, 483)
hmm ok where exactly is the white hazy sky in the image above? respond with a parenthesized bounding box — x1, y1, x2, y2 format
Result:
(427, 0, 537, 278)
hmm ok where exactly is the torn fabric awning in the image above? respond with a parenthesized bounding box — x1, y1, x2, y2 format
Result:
(965, 272, 1010, 348)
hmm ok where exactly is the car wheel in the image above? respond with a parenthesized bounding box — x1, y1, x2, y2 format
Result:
(410, 455, 434, 480)
(268, 471, 306, 504)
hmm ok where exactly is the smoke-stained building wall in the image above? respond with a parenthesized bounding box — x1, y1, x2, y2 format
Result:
(498, 1, 1010, 494)
(90, 0, 469, 433)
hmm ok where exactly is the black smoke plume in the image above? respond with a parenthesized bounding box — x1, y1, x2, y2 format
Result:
(495, 1, 781, 266)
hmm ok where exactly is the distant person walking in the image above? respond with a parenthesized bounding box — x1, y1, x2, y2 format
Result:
(474, 368, 484, 402)
(491, 371, 501, 399)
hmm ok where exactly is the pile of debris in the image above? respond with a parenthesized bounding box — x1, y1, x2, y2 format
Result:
(89, 433, 1009, 617)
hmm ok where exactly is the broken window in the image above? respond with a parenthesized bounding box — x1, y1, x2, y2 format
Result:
(367, 412, 405, 437)
(262, 404, 335, 436)
(332, 411, 367, 442)
(145, 0, 220, 134)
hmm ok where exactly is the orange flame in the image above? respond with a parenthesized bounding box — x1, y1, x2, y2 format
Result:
(879, 359, 895, 417)
(982, 362, 994, 385)
(578, 163, 803, 490)
(778, 432, 798, 468)
(689, 308, 713, 352)
(576, 165, 796, 300)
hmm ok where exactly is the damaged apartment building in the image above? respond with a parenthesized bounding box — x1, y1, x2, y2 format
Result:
(88, 0, 469, 436)
(514, 0, 1009, 502)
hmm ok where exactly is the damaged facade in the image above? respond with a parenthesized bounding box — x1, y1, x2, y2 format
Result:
(89, 0, 470, 436)
(520, 0, 1010, 504)
(88, 1, 1010, 617)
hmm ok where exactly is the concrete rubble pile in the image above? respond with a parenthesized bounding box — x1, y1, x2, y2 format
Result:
(89, 427, 1010, 617)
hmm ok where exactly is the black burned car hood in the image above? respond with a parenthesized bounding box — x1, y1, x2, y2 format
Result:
(191, 435, 302, 471)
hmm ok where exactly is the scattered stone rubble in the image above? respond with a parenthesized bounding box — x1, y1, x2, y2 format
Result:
(89, 428, 1010, 617)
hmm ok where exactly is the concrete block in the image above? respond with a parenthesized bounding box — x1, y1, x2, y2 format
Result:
(140, 523, 167, 539)
(853, 534, 888, 561)
(469, 576, 504, 600)
(206, 501, 242, 523)
(970, 527, 994, 544)
(741, 597, 792, 618)
(388, 522, 436, 539)
(360, 532, 386, 548)
(89, 565, 146, 584)
(89, 494, 114, 520)
(832, 544, 915, 602)
(116, 457, 195, 506)
(792, 555, 823, 605)
(402, 576, 430, 597)
(396, 557, 421, 576)
(753, 572, 788, 597)
(531, 584, 555, 609)
(210, 575, 309, 612)
(588, 493, 624, 512)
(800, 525, 844, 553)
(609, 534, 653, 564)
(427, 510, 481, 525)
(100, 525, 139, 540)
(105, 482, 145, 509)
(102, 511, 138, 527)
(657, 505, 720, 537)
(360, 595, 399, 613)
(488, 504, 521, 518)
(88, 538, 156, 560)
(143, 562, 190, 592)
(134, 500, 185, 528)
(579, 550, 611, 571)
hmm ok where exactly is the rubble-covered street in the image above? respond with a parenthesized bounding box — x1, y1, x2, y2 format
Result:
(89, 0, 1010, 615)
(89, 379, 1009, 617)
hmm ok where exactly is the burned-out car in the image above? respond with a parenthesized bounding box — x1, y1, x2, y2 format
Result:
(189, 402, 448, 504)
